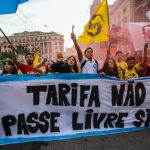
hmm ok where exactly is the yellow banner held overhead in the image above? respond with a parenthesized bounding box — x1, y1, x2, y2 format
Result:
(78, 0, 109, 44)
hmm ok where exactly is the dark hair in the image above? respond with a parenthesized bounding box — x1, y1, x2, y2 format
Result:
(25, 53, 35, 59)
(45, 60, 54, 74)
(102, 58, 119, 78)
(84, 47, 93, 54)
(2, 60, 18, 75)
(115, 51, 123, 56)
(6, 60, 15, 66)
(67, 55, 79, 73)
(126, 56, 136, 62)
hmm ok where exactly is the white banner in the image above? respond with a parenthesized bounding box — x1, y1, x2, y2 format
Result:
(0, 74, 150, 145)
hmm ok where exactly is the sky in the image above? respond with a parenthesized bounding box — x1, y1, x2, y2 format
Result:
(0, 0, 116, 48)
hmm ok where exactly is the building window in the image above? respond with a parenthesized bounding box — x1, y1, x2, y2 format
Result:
(42, 37, 45, 40)
(51, 36, 55, 39)
(57, 36, 60, 39)
(37, 37, 39, 40)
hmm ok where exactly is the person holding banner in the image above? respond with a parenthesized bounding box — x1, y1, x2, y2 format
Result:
(71, 33, 100, 74)
(45, 60, 55, 74)
(1, 59, 18, 75)
(115, 51, 127, 79)
(51, 52, 71, 73)
(124, 56, 139, 79)
(10, 45, 42, 74)
(101, 58, 119, 78)
(67, 55, 79, 73)
(100, 44, 119, 78)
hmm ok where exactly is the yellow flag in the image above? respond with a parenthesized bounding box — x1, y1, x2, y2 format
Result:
(78, 0, 109, 44)
(33, 50, 39, 66)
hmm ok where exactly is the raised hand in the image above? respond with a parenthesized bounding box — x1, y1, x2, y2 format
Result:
(71, 33, 76, 41)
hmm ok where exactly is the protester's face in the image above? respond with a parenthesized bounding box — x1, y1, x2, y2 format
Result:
(85, 49, 93, 59)
(47, 61, 53, 71)
(116, 53, 123, 61)
(57, 53, 63, 62)
(68, 56, 76, 66)
(25, 55, 34, 65)
(127, 59, 135, 69)
(5, 62, 14, 72)
(108, 59, 115, 68)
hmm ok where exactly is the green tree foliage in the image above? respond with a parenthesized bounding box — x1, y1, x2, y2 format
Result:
(0, 51, 12, 67)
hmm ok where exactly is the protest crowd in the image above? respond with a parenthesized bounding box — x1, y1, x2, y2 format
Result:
(0, 32, 149, 81)
(0, 0, 150, 150)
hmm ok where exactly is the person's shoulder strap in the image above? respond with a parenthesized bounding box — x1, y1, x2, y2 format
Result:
(95, 59, 98, 67)
(81, 59, 86, 70)
(94, 59, 98, 72)
(81, 59, 99, 71)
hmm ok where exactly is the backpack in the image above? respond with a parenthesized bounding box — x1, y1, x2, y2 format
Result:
(81, 59, 99, 73)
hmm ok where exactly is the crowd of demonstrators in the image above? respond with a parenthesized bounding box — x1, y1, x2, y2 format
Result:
(101, 53, 136, 80)
(0, 46, 80, 76)
(113, 43, 150, 80)
(0, 35, 150, 150)
(50, 52, 79, 73)
(0, 37, 150, 81)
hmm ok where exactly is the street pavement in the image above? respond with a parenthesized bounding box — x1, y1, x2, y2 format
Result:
(0, 129, 150, 150)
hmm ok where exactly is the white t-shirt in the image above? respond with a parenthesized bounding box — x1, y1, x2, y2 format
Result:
(80, 58, 99, 74)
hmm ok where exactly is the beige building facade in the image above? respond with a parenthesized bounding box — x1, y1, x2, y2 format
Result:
(110, 0, 135, 26)
(110, 0, 150, 26)
(0, 31, 64, 61)
(110, 0, 150, 53)
(134, 0, 150, 22)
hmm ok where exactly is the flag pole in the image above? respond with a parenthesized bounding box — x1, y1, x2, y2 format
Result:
(106, 0, 111, 59)
(0, 28, 16, 50)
